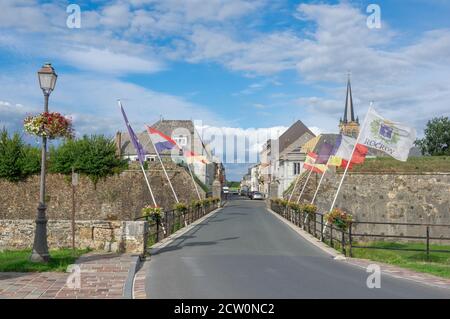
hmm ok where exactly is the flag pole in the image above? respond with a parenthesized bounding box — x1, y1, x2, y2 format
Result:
(184, 152, 202, 201)
(146, 126, 180, 204)
(288, 172, 303, 202)
(296, 168, 314, 204)
(323, 107, 370, 233)
(311, 165, 329, 205)
(139, 162, 157, 207)
(117, 100, 157, 207)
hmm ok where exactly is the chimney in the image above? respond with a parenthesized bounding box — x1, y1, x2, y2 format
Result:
(115, 131, 122, 157)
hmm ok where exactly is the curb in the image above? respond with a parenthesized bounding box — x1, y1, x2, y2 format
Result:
(123, 255, 142, 299)
(151, 205, 225, 252)
(266, 207, 345, 259)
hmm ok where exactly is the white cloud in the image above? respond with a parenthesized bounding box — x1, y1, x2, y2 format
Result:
(61, 47, 163, 74)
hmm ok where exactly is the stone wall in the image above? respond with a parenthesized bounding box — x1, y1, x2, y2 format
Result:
(0, 161, 205, 221)
(0, 220, 148, 254)
(289, 171, 450, 242)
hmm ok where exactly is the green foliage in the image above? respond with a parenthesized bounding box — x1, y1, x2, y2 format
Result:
(0, 248, 90, 272)
(0, 129, 41, 182)
(415, 116, 450, 156)
(226, 181, 240, 188)
(338, 156, 450, 173)
(352, 242, 450, 279)
(190, 199, 202, 208)
(325, 208, 353, 231)
(173, 202, 188, 213)
(20, 145, 41, 176)
(50, 135, 128, 184)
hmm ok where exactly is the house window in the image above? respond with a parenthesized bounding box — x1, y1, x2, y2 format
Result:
(293, 162, 301, 175)
(173, 136, 188, 146)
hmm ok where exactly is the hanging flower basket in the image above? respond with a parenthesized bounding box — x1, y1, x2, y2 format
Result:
(141, 205, 164, 222)
(24, 112, 73, 139)
(191, 200, 202, 208)
(289, 202, 301, 213)
(301, 204, 318, 218)
(325, 208, 353, 231)
(173, 202, 188, 214)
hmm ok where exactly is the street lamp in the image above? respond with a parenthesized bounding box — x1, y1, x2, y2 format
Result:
(30, 63, 57, 263)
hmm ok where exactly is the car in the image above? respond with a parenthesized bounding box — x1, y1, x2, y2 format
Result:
(222, 186, 230, 194)
(248, 191, 255, 199)
(252, 192, 264, 200)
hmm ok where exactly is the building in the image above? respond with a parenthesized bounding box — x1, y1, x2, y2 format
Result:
(116, 119, 221, 188)
(250, 164, 261, 192)
(277, 121, 316, 197)
(260, 121, 315, 197)
(339, 75, 360, 138)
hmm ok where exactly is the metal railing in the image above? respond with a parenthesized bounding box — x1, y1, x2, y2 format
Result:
(271, 202, 450, 259)
(135, 202, 220, 253)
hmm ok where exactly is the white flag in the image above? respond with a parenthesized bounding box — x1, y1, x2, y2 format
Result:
(359, 107, 416, 162)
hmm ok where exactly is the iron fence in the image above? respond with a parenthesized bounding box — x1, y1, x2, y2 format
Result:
(270, 201, 450, 259)
(135, 202, 220, 254)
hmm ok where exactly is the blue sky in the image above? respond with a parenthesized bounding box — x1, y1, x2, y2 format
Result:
(1, 0, 450, 180)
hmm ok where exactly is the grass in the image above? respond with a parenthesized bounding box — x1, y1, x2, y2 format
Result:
(0, 248, 90, 272)
(338, 156, 450, 173)
(351, 242, 450, 278)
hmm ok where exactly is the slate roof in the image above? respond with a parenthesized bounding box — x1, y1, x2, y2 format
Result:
(278, 120, 316, 154)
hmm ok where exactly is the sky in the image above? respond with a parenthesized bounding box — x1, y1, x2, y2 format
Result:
(0, 0, 449, 180)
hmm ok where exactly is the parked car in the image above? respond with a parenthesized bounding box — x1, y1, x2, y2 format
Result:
(252, 192, 264, 200)
(248, 191, 255, 199)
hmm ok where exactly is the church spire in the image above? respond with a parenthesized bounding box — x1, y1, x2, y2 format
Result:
(343, 73, 355, 123)
(339, 72, 360, 138)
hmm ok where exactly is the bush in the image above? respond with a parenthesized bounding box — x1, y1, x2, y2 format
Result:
(0, 129, 40, 182)
(49, 135, 128, 184)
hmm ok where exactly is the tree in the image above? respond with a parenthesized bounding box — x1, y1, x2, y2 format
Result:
(0, 129, 40, 181)
(415, 117, 450, 156)
(50, 135, 128, 184)
(0, 129, 24, 181)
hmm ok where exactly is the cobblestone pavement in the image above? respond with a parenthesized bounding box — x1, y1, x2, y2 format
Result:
(0, 253, 136, 299)
(345, 258, 450, 291)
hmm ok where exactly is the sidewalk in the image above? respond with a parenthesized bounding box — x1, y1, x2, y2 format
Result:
(0, 253, 137, 299)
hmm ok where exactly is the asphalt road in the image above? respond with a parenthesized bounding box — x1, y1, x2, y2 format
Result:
(146, 196, 450, 299)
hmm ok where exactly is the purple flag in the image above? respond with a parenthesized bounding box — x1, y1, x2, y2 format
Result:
(316, 142, 334, 164)
(119, 101, 146, 165)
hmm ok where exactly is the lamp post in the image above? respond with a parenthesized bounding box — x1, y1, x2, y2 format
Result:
(30, 63, 57, 263)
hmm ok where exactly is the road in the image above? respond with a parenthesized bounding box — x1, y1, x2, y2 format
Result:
(145, 196, 450, 299)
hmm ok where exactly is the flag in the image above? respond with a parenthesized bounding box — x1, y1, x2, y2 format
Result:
(359, 107, 416, 162)
(146, 126, 179, 153)
(119, 101, 146, 165)
(303, 152, 318, 171)
(184, 149, 209, 164)
(303, 152, 326, 173)
(316, 142, 334, 164)
(328, 135, 368, 168)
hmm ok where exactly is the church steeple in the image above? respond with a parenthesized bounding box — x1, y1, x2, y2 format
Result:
(343, 75, 355, 123)
(339, 73, 360, 138)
